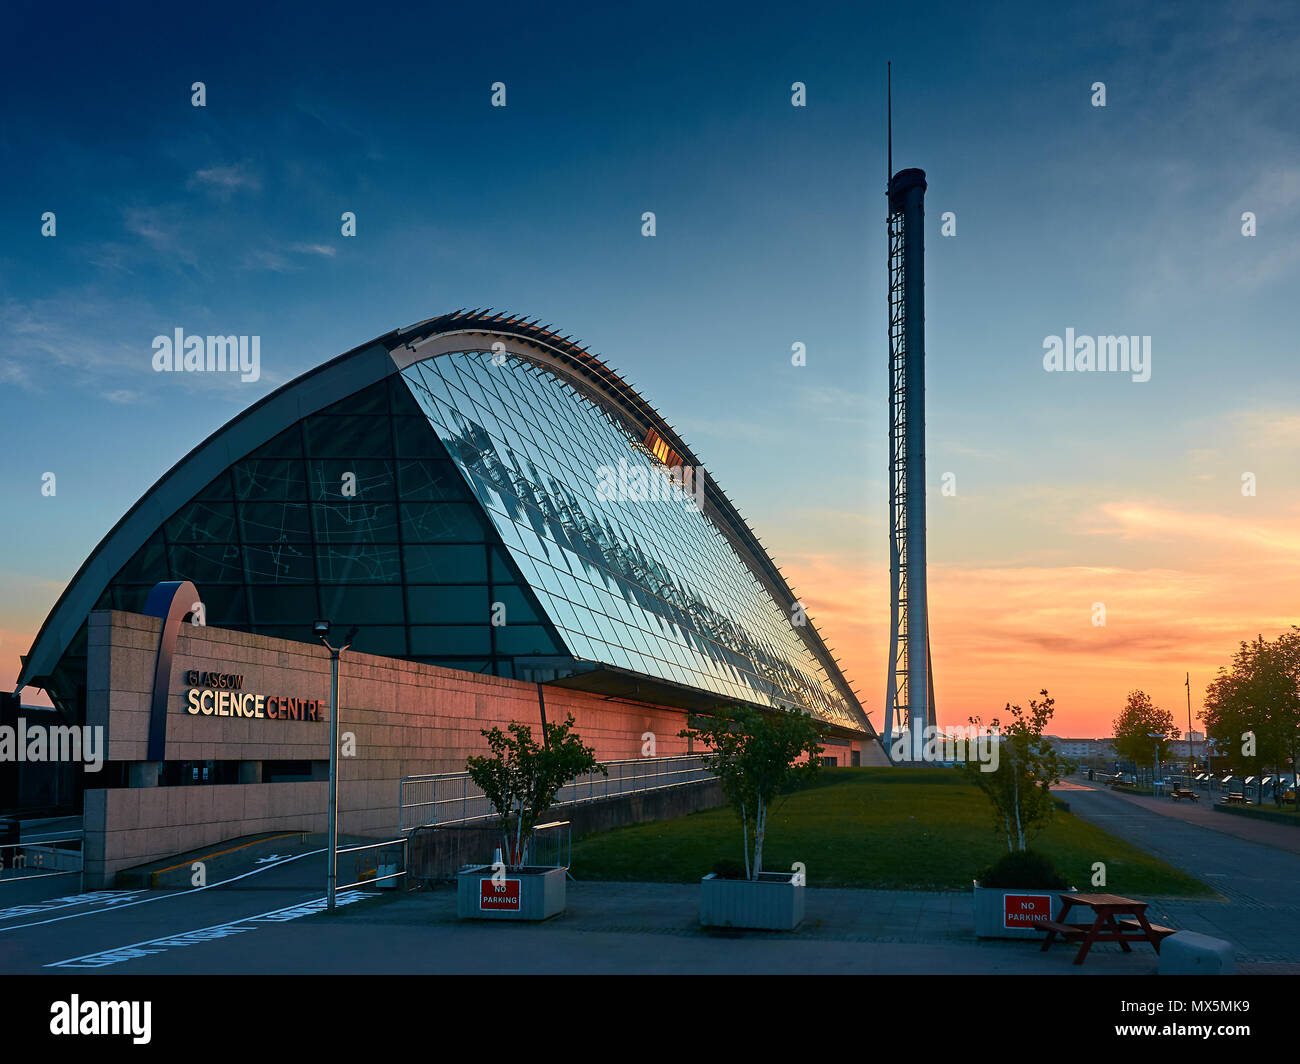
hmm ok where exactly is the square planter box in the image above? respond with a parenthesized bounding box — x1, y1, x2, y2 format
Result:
(457, 865, 566, 921)
(972, 882, 1075, 939)
(700, 872, 804, 930)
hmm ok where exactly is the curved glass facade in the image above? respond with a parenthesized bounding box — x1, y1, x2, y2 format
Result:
(94, 375, 567, 673)
(25, 315, 870, 737)
(399, 351, 861, 730)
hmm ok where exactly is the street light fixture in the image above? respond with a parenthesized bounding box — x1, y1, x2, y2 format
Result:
(316, 620, 358, 911)
(1147, 732, 1165, 791)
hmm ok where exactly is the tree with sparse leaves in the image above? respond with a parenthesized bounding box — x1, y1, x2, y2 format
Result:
(679, 705, 823, 880)
(964, 690, 1067, 853)
(465, 715, 604, 869)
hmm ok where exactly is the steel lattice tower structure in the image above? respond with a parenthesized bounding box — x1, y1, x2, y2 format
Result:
(882, 163, 937, 760)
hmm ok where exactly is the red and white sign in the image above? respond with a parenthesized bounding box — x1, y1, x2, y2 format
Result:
(479, 878, 521, 912)
(1003, 893, 1053, 929)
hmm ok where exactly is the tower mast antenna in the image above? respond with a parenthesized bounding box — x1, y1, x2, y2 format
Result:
(887, 60, 892, 184)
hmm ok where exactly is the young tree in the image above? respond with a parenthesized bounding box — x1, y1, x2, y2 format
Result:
(465, 715, 604, 869)
(679, 705, 823, 880)
(1112, 690, 1180, 771)
(964, 690, 1068, 853)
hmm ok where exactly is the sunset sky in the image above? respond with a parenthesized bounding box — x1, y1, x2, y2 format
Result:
(2, 0, 1297, 737)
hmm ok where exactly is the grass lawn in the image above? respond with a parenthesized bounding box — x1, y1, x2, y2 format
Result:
(571, 767, 1213, 896)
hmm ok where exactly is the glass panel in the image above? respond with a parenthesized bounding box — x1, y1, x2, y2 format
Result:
(248, 586, 318, 624)
(397, 350, 864, 729)
(494, 624, 562, 656)
(489, 585, 541, 625)
(409, 626, 492, 656)
(304, 414, 393, 458)
(317, 544, 401, 583)
(306, 460, 396, 501)
(348, 626, 408, 657)
(318, 585, 404, 622)
(239, 502, 311, 542)
(194, 471, 234, 500)
(244, 544, 315, 583)
(232, 459, 306, 500)
(396, 459, 468, 500)
(392, 416, 446, 457)
(406, 585, 490, 625)
(400, 503, 486, 543)
(166, 501, 237, 543)
(168, 542, 243, 584)
(402, 544, 486, 583)
(244, 423, 304, 459)
(316, 379, 390, 417)
(311, 501, 399, 543)
(117, 533, 167, 582)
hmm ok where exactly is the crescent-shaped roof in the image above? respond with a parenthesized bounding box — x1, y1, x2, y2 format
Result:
(18, 310, 871, 736)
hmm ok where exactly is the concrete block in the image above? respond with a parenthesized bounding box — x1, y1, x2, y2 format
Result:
(1159, 931, 1236, 975)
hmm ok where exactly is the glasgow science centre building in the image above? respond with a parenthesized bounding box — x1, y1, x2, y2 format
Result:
(13, 311, 886, 885)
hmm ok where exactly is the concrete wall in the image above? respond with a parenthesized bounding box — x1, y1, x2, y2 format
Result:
(83, 780, 327, 886)
(408, 778, 726, 881)
(83, 610, 708, 884)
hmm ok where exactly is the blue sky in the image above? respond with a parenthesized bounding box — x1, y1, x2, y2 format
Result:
(2, 0, 1297, 734)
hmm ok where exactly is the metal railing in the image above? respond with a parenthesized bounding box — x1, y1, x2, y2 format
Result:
(0, 834, 84, 887)
(399, 754, 716, 833)
(527, 820, 572, 871)
(334, 837, 407, 891)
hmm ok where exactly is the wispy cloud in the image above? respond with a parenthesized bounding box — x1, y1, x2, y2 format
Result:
(187, 162, 262, 199)
(102, 388, 142, 404)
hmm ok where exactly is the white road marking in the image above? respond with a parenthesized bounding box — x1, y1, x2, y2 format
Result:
(0, 891, 144, 922)
(46, 890, 381, 968)
(0, 848, 327, 934)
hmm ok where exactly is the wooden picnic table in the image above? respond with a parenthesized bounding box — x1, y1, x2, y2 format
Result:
(1038, 893, 1175, 965)
(1170, 788, 1199, 802)
(1221, 793, 1249, 805)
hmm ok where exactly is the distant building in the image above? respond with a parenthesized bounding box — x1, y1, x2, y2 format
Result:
(1045, 736, 1117, 763)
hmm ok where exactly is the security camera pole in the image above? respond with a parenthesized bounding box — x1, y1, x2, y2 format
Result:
(316, 620, 357, 911)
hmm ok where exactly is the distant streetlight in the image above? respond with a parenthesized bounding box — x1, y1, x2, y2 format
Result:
(1147, 732, 1165, 790)
(316, 620, 358, 912)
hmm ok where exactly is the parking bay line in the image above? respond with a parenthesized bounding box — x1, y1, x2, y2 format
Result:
(45, 889, 381, 969)
(0, 848, 327, 934)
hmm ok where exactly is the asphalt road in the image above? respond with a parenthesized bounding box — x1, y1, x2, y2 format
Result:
(0, 847, 379, 974)
(1059, 780, 1300, 964)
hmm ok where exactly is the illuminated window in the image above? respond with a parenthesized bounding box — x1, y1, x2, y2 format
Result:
(642, 428, 680, 467)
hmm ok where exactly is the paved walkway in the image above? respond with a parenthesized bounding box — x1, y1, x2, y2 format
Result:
(1061, 780, 1300, 854)
(1059, 780, 1300, 965)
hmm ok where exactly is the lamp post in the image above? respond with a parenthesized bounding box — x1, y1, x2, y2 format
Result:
(315, 620, 357, 912)
(1147, 732, 1165, 791)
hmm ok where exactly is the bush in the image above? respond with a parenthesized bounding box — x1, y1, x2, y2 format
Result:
(711, 858, 748, 880)
(977, 848, 1068, 889)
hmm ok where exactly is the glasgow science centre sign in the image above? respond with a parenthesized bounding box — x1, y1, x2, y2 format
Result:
(182, 670, 324, 723)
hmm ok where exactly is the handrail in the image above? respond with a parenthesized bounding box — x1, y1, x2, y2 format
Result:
(399, 753, 716, 833)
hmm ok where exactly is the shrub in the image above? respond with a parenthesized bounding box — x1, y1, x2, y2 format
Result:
(977, 848, 1069, 890)
(711, 858, 748, 880)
